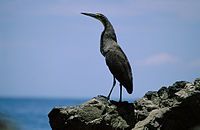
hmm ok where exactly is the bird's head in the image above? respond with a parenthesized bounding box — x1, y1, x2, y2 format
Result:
(81, 12, 108, 26)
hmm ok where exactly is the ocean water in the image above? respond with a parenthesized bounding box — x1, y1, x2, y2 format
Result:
(0, 98, 87, 130)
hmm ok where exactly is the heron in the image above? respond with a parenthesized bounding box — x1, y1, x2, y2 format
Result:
(81, 12, 133, 102)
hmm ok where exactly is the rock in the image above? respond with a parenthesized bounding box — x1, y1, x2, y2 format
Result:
(48, 95, 135, 130)
(133, 78, 200, 130)
(0, 113, 19, 130)
(133, 108, 170, 130)
(48, 78, 200, 130)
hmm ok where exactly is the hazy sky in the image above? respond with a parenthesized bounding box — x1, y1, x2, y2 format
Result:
(1, 0, 200, 99)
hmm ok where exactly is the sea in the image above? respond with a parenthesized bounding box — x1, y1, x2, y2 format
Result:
(0, 97, 88, 130)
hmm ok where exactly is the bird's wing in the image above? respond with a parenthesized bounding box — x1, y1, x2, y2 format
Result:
(105, 46, 133, 94)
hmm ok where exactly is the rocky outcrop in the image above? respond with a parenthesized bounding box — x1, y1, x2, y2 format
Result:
(48, 95, 135, 130)
(133, 78, 200, 130)
(48, 78, 200, 130)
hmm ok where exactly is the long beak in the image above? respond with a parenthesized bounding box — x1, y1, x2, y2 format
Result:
(81, 12, 97, 19)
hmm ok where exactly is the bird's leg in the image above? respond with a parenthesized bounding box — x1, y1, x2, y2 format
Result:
(107, 76, 116, 100)
(119, 83, 122, 102)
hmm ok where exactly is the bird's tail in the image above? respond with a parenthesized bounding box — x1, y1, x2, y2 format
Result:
(126, 83, 133, 94)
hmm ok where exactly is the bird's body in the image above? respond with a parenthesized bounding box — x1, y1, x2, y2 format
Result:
(81, 13, 133, 101)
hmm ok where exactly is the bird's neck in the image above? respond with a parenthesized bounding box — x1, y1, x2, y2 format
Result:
(103, 21, 117, 42)
(100, 21, 117, 56)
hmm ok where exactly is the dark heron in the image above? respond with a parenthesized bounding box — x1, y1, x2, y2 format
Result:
(81, 12, 133, 102)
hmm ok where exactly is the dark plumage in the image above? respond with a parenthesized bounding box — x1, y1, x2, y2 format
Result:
(81, 12, 133, 102)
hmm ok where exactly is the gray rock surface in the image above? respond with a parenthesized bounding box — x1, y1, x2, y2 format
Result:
(48, 95, 135, 130)
(48, 78, 200, 130)
(133, 78, 200, 130)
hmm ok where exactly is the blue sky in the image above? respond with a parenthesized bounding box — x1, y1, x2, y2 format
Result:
(0, 0, 200, 99)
